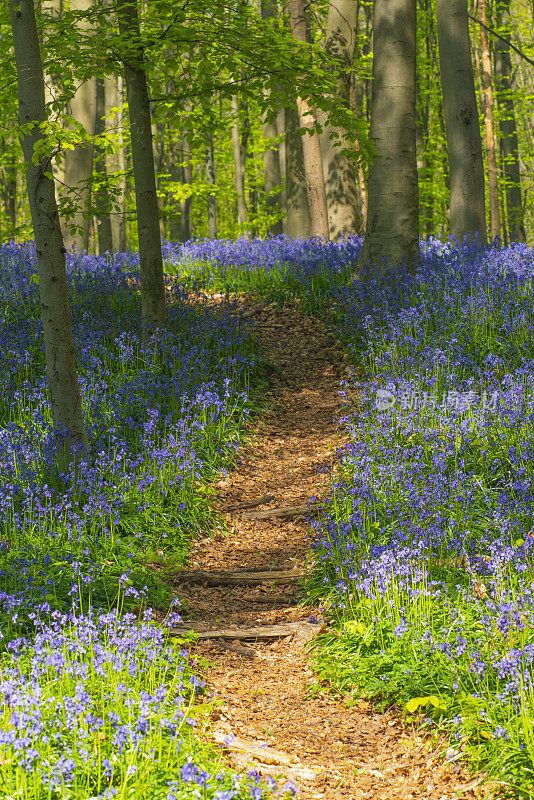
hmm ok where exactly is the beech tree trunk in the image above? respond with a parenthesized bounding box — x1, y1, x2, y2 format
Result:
(117, 0, 166, 328)
(167, 126, 191, 243)
(263, 110, 283, 236)
(436, 0, 486, 243)
(61, 0, 95, 252)
(494, 0, 526, 242)
(9, 0, 88, 462)
(231, 95, 249, 235)
(350, 7, 368, 232)
(317, 0, 359, 239)
(285, 105, 311, 238)
(288, 0, 329, 240)
(151, 119, 166, 241)
(478, 0, 501, 241)
(276, 108, 286, 232)
(179, 127, 193, 242)
(205, 134, 218, 239)
(349, 66, 366, 226)
(40, 0, 65, 190)
(260, 0, 283, 236)
(94, 77, 113, 254)
(421, 0, 436, 238)
(358, 0, 419, 274)
(105, 74, 127, 251)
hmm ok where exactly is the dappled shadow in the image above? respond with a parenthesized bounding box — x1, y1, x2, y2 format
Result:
(158, 296, 482, 800)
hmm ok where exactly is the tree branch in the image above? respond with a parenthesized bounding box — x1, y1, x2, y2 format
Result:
(468, 13, 534, 68)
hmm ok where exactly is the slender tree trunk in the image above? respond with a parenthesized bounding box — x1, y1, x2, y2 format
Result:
(1, 138, 17, 233)
(61, 0, 95, 252)
(477, 0, 501, 241)
(205, 134, 217, 239)
(276, 108, 286, 233)
(350, 35, 367, 231)
(179, 127, 193, 242)
(499, 181, 508, 245)
(117, 0, 165, 328)
(94, 77, 113, 254)
(151, 119, 166, 241)
(41, 0, 65, 189)
(494, 0, 526, 242)
(167, 130, 180, 243)
(259, 0, 283, 235)
(285, 105, 311, 238)
(9, 0, 88, 462)
(105, 74, 127, 251)
(242, 104, 256, 232)
(288, 0, 329, 240)
(262, 108, 283, 236)
(231, 95, 249, 235)
(422, 0, 435, 238)
(317, 0, 359, 239)
(436, 0, 486, 243)
(358, 0, 419, 274)
(166, 126, 191, 244)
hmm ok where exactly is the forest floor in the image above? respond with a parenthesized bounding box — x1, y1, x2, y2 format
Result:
(162, 298, 488, 800)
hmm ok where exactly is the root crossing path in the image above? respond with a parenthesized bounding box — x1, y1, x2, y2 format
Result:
(168, 300, 485, 800)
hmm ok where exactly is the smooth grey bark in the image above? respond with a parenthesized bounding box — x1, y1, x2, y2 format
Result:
(350, 3, 369, 231)
(263, 109, 283, 236)
(494, 0, 526, 242)
(205, 134, 218, 239)
(179, 128, 193, 242)
(167, 131, 180, 244)
(260, 0, 283, 236)
(9, 0, 88, 461)
(288, 0, 329, 239)
(317, 0, 359, 239)
(436, 0, 486, 243)
(151, 119, 166, 241)
(231, 95, 249, 235)
(285, 105, 311, 238)
(349, 71, 366, 230)
(61, 0, 95, 252)
(358, 0, 419, 273)
(94, 77, 113, 254)
(276, 108, 286, 232)
(105, 74, 127, 251)
(117, 0, 166, 328)
(419, 0, 435, 238)
(41, 0, 66, 189)
(478, 0, 500, 241)
(169, 99, 193, 242)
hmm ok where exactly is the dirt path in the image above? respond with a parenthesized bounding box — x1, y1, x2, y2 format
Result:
(168, 299, 487, 800)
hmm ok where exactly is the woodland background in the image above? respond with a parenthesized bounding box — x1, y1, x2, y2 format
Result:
(1, 0, 532, 251)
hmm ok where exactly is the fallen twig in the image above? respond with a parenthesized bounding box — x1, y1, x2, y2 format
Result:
(222, 493, 276, 512)
(205, 639, 257, 658)
(173, 569, 307, 586)
(169, 621, 302, 640)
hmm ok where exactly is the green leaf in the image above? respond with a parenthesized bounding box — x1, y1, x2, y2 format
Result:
(404, 695, 447, 714)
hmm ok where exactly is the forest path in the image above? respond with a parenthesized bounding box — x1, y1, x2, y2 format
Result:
(167, 298, 484, 800)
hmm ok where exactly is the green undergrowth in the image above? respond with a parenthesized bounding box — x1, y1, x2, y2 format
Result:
(0, 244, 304, 800)
(174, 244, 534, 798)
(165, 256, 352, 320)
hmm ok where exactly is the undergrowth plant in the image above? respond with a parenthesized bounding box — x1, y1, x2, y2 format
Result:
(172, 234, 534, 797)
(0, 241, 299, 800)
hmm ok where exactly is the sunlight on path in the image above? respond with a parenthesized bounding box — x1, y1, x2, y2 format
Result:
(167, 297, 488, 800)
